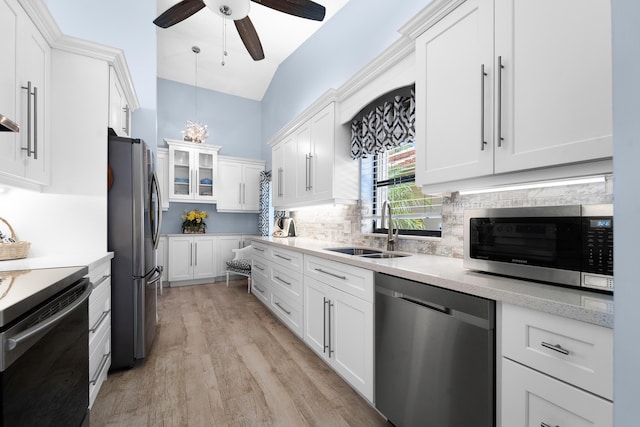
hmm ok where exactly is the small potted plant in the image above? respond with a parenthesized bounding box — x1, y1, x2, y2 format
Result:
(181, 209, 208, 234)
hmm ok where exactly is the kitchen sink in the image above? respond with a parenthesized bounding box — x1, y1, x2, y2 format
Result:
(324, 247, 384, 255)
(360, 253, 410, 259)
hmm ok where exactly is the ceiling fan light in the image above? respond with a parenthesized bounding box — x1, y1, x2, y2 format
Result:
(205, 0, 250, 20)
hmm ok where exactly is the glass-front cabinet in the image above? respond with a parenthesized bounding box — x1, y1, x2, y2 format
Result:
(166, 139, 221, 203)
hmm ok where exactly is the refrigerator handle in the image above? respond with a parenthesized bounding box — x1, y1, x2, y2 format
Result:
(150, 172, 163, 250)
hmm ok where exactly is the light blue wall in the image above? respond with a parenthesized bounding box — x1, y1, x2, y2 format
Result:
(161, 202, 260, 235)
(157, 78, 262, 158)
(612, 0, 640, 425)
(43, 0, 157, 147)
(261, 0, 430, 163)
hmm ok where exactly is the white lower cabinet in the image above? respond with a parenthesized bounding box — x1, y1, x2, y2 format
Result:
(502, 358, 612, 427)
(303, 255, 374, 402)
(88, 258, 112, 408)
(168, 235, 217, 284)
(500, 303, 613, 427)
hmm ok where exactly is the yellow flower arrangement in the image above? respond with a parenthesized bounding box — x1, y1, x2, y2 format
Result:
(182, 208, 208, 232)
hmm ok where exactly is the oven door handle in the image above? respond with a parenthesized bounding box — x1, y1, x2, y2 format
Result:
(5, 283, 92, 352)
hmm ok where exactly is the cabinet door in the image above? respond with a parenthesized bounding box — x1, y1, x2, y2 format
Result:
(0, 0, 22, 178)
(168, 146, 193, 200)
(168, 237, 193, 281)
(415, 0, 494, 186)
(194, 149, 216, 201)
(272, 142, 285, 206)
(502, 358, 613, 427)
(309, 103, 334, 202)
(282, 135, 297, 206)
(331, 287, 374, 402)
(108, 67, 124, 136)
(193, 236, 216, 279)
(294, 124, 312, 202)
(20, 14, 50, 184)
(494, 0, 612, 173)
(242, 163, 264, 212)
(217, 160, 243, 211)
(218, 235, 242, 274)
(303, 276, 330, 360)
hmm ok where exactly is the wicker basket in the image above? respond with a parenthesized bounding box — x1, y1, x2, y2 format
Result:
(0, 217, 30, 261)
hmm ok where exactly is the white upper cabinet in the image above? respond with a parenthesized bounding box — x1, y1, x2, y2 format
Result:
(166, 139, 221, 203)
(217, 156, 265, 213)
(269, 98, 358, 210)
(0, 0, 51, 187)
(414, 0, 613, 191)
(108, 66, 130, 137)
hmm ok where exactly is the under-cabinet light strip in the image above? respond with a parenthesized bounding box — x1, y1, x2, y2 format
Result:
(458, 176, 606, 195)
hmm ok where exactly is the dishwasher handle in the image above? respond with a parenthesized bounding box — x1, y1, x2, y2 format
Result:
(399, 296, 450, 315)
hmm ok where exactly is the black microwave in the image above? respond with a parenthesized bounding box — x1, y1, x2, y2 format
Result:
(464, 204, 613, 292)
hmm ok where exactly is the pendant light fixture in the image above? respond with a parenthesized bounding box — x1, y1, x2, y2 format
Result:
(183, 45, 209, 144)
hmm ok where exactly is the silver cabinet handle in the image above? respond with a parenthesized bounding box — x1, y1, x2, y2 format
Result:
(323, 297, 329, 354)
(274, 301, 291, 315)
(254, 247, 265, 252)
(314, 268, 346, 280)
(480, 64, 488, 151)
(93, 274, 110, 288)
(541, 342, 570, 356)
(254, 264, 265, 271)
(497, 56, 505, 147)
(540, 423, 559, 427)
(90, 353, 111, 385)
(307, 153, 313, 190)
(275, 254, 292, 261)
(89, 309, 111, 333)
(254, 284, 265, 294)
(21, 81, 35, 158)
(328, 300, 334, 357)
(33, 85, 38, 159)
(274, 275, 291, 286)
(195, 243, 198, 266)
(305, 154, 310, 191)
(190, 242, 193, 266)
(122, 105, 130, 134)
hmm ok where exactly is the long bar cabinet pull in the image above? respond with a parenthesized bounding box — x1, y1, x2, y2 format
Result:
(497, 56, 505, 147)
(307, 154, 313, 190)
(323, 297, 329, 354)
(314, 268, 346, 280)
(328, 300, 334, 357)
(541, 341, 570, 356)
(274, 301, 291, 315)
(21, 81, 33, 157)
(480, 64, 488, 151)
(540, 423, 559, 427)
(90, 353, 111, 385)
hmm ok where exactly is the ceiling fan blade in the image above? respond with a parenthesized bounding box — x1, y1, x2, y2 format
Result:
(153, 0, 206, 28)
(234, 16, 265, 61)
(252, 0, 326, 21)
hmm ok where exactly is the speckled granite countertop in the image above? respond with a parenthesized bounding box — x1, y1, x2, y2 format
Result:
(249, 237, 614, 329)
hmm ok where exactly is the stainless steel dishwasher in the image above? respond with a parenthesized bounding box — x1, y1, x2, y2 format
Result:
(375, 272, 495, 427)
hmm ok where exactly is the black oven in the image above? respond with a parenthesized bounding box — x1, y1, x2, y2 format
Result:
(464, 204, 613, 292)
(0, 269, 90, 427)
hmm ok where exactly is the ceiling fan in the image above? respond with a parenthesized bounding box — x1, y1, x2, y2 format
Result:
(154, 0, 326, 61)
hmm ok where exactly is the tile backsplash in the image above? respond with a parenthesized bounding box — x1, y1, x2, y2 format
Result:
(290, 177, 613, 259)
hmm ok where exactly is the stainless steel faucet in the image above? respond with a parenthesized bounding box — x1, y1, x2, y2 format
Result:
(381, 200, 399, 251)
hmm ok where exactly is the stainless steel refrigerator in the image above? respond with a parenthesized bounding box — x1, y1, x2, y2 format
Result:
(108, 133, 162, 370)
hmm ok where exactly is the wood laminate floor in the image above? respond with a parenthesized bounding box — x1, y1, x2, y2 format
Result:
(90, 280, 389, 427)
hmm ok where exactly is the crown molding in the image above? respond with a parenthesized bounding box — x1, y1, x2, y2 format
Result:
(399, 0, 467, 39)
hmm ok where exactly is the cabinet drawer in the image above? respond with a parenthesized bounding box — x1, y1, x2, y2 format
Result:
(502, 304, 613, 400)
(251, 257, 270, 283)
(251, 241, 271, 260)
(89, 260, 111, 285)
(89, 277, 111, 346)
(89, 314, 111, 408)
(502, 358, 612, 427)
(270, 265, 303, 300)
(251, 276, 270, 306)
(270, 289, 303, 338)
(269, 246, 304, 273)
(304, 255, 374, 302)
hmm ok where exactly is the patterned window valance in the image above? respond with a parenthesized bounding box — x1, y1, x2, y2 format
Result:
(350, 88, 415, 159)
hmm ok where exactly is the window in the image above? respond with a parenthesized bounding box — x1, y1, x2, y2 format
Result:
(361, 141, 442, 237)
